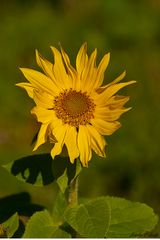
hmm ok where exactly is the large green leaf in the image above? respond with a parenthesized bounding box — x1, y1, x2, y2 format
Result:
(23, 210, 71, 238)
(51, 228, 71, 238)
(65, 196, 158, 238)
(3, 154, 82, 188)
(2, 213, 19, 238)
(64, 197, 110, 238)
(105, 196, 158, 238)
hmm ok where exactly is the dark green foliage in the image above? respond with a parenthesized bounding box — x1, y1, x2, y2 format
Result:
(0, 192, 44, 237)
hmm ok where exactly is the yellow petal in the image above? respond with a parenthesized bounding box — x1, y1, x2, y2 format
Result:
(107, 70, 126, 86)
(33, 89, 54, 109)
(16, 82, 34, 98)
(87, 125, 106, 157)
(106, 95, 130, 109)
(95, 106, 131, 121)
(97, 70, 126, 94)
(36, 50, 61, 92)
(60, 46, 77, 83)
(94, 80, 136, 106)
(20, 68, 58, 96)
(76, 42, 88, 76)
(105, 95, 130, 110)
(50, 47, 72, 89)
(76, 43, 88, 90)
(31, 106, 56, 123)
(94, 52, 110, 89)
(81, 49, 97, 91)
(51, 124, 68, 159)
(64, 127, 79, 163)
(33, 123, 49, 151)
(91, 118, 121, 135)
(49, 117, 63, 130)
(77, 125, 92, 167)
(36, 50, 53, 74)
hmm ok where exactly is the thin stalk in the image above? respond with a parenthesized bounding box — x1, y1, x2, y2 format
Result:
(68, 177, 78, 238)
(68, 177, 78, 205)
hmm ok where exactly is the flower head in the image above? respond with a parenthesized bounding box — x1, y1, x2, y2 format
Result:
(16, 43, 135, 167)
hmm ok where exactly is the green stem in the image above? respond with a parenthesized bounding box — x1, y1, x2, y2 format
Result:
(68, 177, 78, 205)
(68, 177, 78, 238)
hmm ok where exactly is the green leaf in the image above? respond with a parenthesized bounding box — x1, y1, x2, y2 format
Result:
(52, 192, 67, 224)
(53, 157, 82, 193)
(105, 196, 159, 238)
(23, 210, 54, 238)
(51, 228, 71, 238)
(64, 197, 110, 238)
(23, 210, 71, 238)
(2, 212, 19, 238)
(65, 196, 158, 238)
(57, 169, 68, 193)
(3, 154, 82, 187)
(72, 159, 82, 180)
(70, 159, 82, 181)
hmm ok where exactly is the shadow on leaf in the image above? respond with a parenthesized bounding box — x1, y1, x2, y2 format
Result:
(8, 154, 81, 186)
(11, 154, 54, 185)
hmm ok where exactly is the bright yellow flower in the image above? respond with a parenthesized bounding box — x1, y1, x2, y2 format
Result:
(16, 43, 135, 167)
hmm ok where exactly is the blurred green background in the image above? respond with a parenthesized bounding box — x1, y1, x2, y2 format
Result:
(0, 0, 160, 234)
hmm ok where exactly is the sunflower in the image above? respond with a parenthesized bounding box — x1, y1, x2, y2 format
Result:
(16, 43, 135, 167)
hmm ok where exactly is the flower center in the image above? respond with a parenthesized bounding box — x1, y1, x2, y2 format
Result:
(54, 89, 95, 126)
